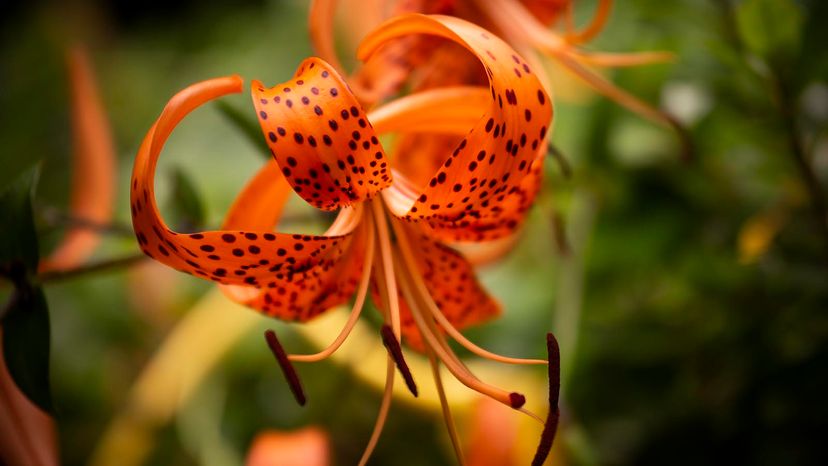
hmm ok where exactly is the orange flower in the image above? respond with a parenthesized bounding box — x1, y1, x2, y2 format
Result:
(246, 427, 330, 466)
(131, 14, 558, 465)
(40, 46, 116, 272)
(312, 0, 680, 135)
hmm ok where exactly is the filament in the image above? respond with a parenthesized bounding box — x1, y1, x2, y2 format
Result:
(564, 0, 613, 44)
(427, 348, 466, 466)
(289, 217, 375, 362)
(390, 218, 547, 366)
(371, 197, 402, 340)
(394, 251, 524, 409)
(357, 358, 395, 466)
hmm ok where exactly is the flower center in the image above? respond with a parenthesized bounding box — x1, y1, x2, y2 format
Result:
(264, 196, 555, 466)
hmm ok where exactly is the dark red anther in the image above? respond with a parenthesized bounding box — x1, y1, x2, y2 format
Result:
(532, 332, 561, 466)
(380, 325, 418, 397)
(508, 392, 526, 409)
(264, 329, 306, 406)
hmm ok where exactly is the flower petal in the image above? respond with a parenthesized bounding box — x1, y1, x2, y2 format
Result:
(40, 47, 116, 272)
(251, 58, 392, 211)
(130, 76, 364, 322)
(217, 160, 368, 321)
(246, 427, 330, 466)
(394, 224, 501, 348)
(358, 15, 552, 241)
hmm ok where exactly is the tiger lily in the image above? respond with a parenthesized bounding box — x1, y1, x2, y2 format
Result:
(131, 14, 558, 465)
(311, 0, 683, 145)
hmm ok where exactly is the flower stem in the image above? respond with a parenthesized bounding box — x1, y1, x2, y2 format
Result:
(37, 253, 146, 283)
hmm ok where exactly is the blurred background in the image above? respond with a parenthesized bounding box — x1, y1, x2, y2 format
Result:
(1, 0, 827, 465)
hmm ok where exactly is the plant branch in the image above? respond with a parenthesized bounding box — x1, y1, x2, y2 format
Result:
(37, 206, 134, 237)
(37, 253, 146, 284)
(776, 77, 828, 247)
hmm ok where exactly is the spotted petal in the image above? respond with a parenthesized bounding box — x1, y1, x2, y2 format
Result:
(251, 58, 391, 211)
(394, 223, 502, 349)
(130, 76, 365, 322)
(217, 159, 368, 321)
(359, 14, 553, 241)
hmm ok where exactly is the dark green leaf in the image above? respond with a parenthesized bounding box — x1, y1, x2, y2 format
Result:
(2, 285, 53, 414)
(0, 168, 40, 271)
(736, 0, 802, 61)
(214, 100, 270, 160)
(168, 167, 206, 232)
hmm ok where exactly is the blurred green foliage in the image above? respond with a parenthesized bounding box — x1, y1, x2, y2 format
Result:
(1, 0, 827, 465)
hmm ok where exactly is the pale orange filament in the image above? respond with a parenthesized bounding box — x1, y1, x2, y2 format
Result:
(392, 222, 547, 425)
(393, 249, 519, 409)
(371, 198, 402, 340)
(427, 348, 466, 466)
(357, 358, 395, 466)
(570, 50, 675, 68)
(564, 0, 613, 44)
(482, 0, 676, 128)
(289, 216, 375, 363)
(356, 201, 406, 466)
(391, 218, 547, 366)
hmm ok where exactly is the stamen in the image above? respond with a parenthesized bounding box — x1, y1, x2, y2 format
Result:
(380, 325, 418, 397)
(427, 349, 466, 466)
(394, 251, 525, 409)
(289, 216, 375, 362)
(564, 0, 613, 44)
(391, 217, 547, 366)
(357, 358, 395, 466)
(264, 329, 306, 406)
(531, 332, 561, 466)
(509, 392, 526, 409)
(371, 198, 402, 339)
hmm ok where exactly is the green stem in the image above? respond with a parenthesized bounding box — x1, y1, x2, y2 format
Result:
(548, 190, 596, 398)
(37, 253, 146, 284)
(37, 205, 134, 237)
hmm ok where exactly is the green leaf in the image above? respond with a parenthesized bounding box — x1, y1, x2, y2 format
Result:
(0, 166, 53, 414)
(0, 168, 40, 271)
(2, 285, 53, 414)
(736, 0, 803, 61)
(168, 167, 206, 232)
(214, 100, 270, 160)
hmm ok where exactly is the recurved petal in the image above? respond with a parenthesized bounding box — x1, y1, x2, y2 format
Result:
(218, 159, 367, 321)
(130, 76, 363, 322)
(251, 58, 391, 211)
(358, 15, 552, 241)
(40, 46, 116, 272)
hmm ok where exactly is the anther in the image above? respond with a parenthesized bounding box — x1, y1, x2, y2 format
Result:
(380, 325, 418, 397)
(264, 329, 307, 406)
(508, 392, 526, 409)
(531, 332, 561, 466)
